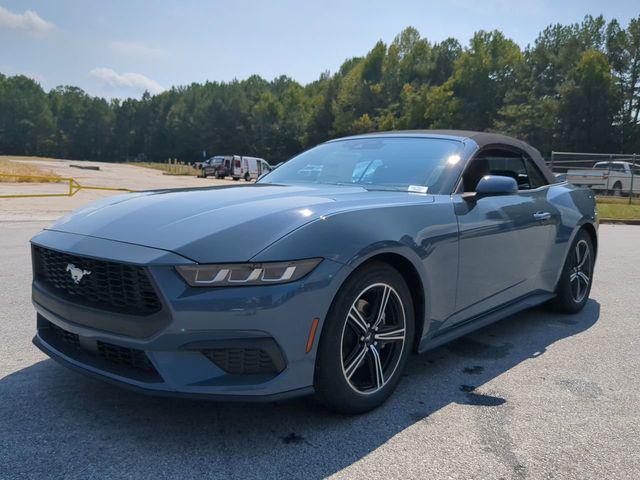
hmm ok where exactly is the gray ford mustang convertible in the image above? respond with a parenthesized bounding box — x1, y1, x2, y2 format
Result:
(31, 130, 597, 413)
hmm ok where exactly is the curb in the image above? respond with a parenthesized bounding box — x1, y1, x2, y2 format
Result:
(599, 218, 640, 225)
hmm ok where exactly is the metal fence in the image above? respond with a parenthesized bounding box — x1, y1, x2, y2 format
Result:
(549, 151, 639, 202)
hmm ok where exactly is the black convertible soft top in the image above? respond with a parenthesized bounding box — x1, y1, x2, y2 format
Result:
(341, 129, 558, 184)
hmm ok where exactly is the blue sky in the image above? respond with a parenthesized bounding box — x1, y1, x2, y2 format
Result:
(1, 0, 638, 99)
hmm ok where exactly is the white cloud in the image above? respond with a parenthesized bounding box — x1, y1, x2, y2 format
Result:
(90, 67, 164, 95)
(0, 6, 54, 35)
(109, 41, 165, 58)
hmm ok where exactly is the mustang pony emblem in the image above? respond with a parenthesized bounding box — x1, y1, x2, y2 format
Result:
(66, 263, 91, 284)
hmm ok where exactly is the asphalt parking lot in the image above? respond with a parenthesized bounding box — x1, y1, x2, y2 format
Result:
(1, 221, 638, 480)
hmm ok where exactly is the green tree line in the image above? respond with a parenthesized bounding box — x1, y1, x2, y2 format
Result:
(1, 15, 639, 163)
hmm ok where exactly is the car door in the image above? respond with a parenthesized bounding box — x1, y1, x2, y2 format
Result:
(447, 147, 557, 325)
(233, 156, 242, 177)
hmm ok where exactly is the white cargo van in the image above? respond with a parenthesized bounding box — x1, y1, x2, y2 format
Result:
(232, 156, 272, 181)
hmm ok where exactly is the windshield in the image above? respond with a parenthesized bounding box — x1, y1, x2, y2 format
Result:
(258, 137, 462, 192)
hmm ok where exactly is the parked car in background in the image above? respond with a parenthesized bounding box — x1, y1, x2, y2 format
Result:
(566, 161, 639, 196)
(232, 156, 272, 181)
(201, 155, 233, 179)
(194, 159, 209, 170)
(30, 130, 597, 414)
(196, 157, 217, 176)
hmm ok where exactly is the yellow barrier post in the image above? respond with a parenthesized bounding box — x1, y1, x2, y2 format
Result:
(0, 174, 135, 199)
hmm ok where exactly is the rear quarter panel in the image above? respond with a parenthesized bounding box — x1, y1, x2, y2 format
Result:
(544, 182, 598, 289)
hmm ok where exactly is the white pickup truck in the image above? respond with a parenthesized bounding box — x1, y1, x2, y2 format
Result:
(566, 161, 640, 196)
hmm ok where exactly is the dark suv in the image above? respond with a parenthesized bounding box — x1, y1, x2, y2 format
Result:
(201, 156, 233, 179)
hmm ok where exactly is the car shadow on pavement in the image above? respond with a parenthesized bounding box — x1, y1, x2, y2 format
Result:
(0, 300, 600, 480)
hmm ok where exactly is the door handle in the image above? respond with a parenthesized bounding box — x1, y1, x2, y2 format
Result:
(533, 211, 551, 221)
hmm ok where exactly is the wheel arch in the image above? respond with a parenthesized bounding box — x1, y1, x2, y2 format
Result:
(581, 222, 598, 259)
(340, 248, 429, 353)
(553, 220, 598, 291)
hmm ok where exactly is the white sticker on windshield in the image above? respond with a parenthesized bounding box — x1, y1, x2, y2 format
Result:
(408, 185, 428, 194)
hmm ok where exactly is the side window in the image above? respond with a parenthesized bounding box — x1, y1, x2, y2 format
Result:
(523, 158, 548, 189)
(462, 147, 547, 192)
(485, 155, 528, 188)
(462, 148, 526, 191)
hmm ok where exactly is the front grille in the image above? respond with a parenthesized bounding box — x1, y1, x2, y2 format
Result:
(33, 246, 162, 316)
(202, 348, 279, 375)
(97, 342, 156, 372)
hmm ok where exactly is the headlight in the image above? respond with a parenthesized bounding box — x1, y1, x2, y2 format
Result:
(176, 258, 323, 287)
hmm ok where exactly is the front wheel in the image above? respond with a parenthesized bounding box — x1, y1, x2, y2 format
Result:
(244, 173, 251, 181)
(548, 229, 594, 313)
(315, 261, 414, 414)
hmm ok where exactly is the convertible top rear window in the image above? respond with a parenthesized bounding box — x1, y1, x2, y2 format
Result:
(259, 137, 462, 193)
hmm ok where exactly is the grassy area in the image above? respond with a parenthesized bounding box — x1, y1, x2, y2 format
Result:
(0, 155, 56, 162)
(596, 196, 640, 220)
(0, 158, 61, 183)
(596, 195, 640, 205)
(597, 202, 640, 220)
(127, 162, 198, 176)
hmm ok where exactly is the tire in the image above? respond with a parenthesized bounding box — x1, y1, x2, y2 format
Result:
(315, 261, 415, 414)
(232, 177, 239, 181)
(244, 173, 251, 181)
(548, 229, 594, 314)
(612, 182, 622, 197)
(202, 171, 207, 178)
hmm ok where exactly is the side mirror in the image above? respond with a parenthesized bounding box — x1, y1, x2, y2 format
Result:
(475, 175, 518, 196)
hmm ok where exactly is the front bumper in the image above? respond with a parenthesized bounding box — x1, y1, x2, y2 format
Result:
(31, 229, 350, 400)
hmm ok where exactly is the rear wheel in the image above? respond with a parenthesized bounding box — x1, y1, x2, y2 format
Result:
(548, 229, 594, 313)
(612, 182, 623, 197)
(315, 262, 414, 414)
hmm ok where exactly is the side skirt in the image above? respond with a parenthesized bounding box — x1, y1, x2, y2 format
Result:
(417, 292, 555, 354)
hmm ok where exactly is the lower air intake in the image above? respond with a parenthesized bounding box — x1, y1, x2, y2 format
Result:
(97, 341, 156, 372)
(201, 348, 280, 375)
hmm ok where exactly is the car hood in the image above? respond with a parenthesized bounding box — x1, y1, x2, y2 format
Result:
(47, 183, 432, 263)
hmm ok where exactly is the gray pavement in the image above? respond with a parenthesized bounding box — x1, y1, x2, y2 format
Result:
(1, 221, 638, 479)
